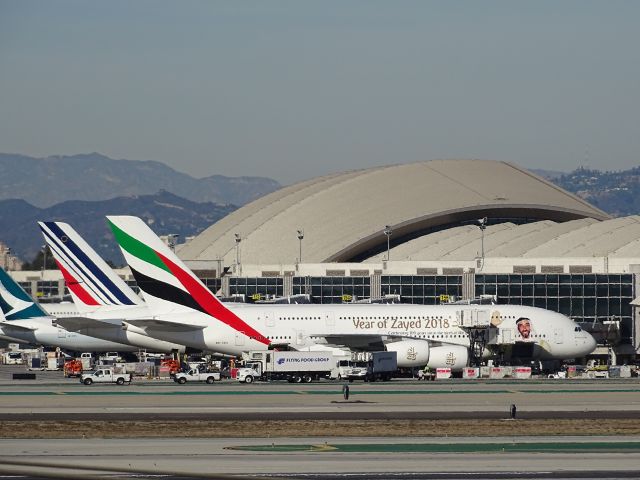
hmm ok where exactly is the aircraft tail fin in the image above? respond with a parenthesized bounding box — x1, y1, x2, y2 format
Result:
(106, 216, 269, 345)
(0, 268, 48, 320)
(38, 221, 143, 314)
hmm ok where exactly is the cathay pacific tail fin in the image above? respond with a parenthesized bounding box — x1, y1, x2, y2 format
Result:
(0, 268, 48, 320)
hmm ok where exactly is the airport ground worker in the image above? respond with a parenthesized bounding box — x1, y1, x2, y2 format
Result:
(342, 383, 350, 401)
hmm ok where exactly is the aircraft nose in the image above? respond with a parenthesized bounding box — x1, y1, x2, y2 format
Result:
(584, 333, 597, 355)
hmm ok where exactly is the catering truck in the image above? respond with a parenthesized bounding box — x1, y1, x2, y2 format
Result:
(237, 350, 334, 383)
(341, 351, 397, 382)
(80, 368, 132, 385)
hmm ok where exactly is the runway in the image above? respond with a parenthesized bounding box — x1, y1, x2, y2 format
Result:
(2, 370, 640, 418)
(2, 437, 640, 479)
(2, 366, 640, 478)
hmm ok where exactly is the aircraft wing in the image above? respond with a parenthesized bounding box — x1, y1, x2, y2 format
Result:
(55, 317, 119, 332)
(125, 318, 205, 332)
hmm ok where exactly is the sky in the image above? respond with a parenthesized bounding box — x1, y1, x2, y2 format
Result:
(1, 1, 639, 185)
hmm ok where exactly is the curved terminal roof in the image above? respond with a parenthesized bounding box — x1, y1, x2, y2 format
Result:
(179, 159, 609, 266)
(364, 216, 640, 262)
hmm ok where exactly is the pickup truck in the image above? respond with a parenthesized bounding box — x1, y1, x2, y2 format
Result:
(80, 368, 132, 385)
(174, 368, 221, 384)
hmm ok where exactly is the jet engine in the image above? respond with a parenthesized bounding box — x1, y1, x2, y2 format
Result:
(427, 345, 469, 370)
(384, 339, 430, 367)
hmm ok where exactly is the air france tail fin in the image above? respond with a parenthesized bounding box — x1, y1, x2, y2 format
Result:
(38, 221, 143, 314)
(0, 268, 48, 320)
(106, 216, 269, 345)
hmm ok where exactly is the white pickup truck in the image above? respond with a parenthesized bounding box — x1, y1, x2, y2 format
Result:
(80, 368, 132, 385)
(174, 368, 221, 384)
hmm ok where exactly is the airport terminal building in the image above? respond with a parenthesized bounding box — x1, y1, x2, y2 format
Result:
(12, 160, 640, 362)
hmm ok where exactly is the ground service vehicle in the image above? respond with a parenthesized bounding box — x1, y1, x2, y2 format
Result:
(343, 351, 397, 382)
(2, 351, 23, 365)
(80, 368, 132, 385)
(174, 368, 221, 384)
(237, 350, 334, 383)
(80, 352, 94, 371)
(63, 359, 83, 378)
(161, 358, 180, 375)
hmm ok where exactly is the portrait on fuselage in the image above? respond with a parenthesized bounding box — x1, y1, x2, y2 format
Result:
(516, 317, 533, 341)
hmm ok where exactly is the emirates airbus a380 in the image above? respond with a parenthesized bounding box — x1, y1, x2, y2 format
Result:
(103, 216, 596, 369)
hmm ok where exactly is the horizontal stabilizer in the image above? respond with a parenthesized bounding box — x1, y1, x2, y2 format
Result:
(125, 318, 205, 332)
(55, 317, 119, 332)
(0, 321, 37, 332)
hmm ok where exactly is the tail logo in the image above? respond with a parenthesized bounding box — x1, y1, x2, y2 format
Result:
(109, 219, 270, 346)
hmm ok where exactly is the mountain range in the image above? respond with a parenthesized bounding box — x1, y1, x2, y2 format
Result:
(552, 167, 640, 217)
(0, 191, 237, 265)
(0, 153, 280, 208)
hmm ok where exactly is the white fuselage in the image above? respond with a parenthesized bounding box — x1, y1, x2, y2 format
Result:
(137, 303, 596, 364)
(0, 317, 137, 352)
(42, 303, 186, 353)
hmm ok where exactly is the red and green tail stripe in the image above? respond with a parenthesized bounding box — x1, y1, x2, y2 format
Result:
(109, 220, 270, 346)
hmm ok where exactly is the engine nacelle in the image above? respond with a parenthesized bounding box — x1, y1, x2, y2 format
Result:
(427, 345, 469, 370)
(385, 339, 430, 367)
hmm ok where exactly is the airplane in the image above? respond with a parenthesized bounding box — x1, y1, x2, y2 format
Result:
(106, 215, 597, 369)
(0, 266, 137, 352)
(37, 221, 186, 353)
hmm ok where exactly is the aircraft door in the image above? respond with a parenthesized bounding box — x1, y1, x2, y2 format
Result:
(501, 328, 512, 344)
(295, 330, 305, 346)
(57, 327, 66, 338)
(235, 332, 246, 346)
(325, 312, 335, 328)
(554, 328, 564, 344)
(265, 312, 274, 328)
(474, 310, 490, 326)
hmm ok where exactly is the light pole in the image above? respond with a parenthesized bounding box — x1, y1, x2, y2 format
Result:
(478, 217, 487, 270)
(234, 233, 241, 275)
(383, 225, 393, 261)
(297, 229, 304, 265)
(41, 245, 47, 279)
(167, 234, 179, 252)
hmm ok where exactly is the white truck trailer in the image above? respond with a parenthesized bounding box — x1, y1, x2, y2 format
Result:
(80, 368, 132, 385)
(343, 351, 397, 382)
(237, 350, 335, 383)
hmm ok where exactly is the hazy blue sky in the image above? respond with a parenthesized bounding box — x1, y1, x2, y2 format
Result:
(1, 1, 639, 184)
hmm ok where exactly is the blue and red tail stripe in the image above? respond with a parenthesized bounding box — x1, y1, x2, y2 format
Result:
(40, 222, 136, 306)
